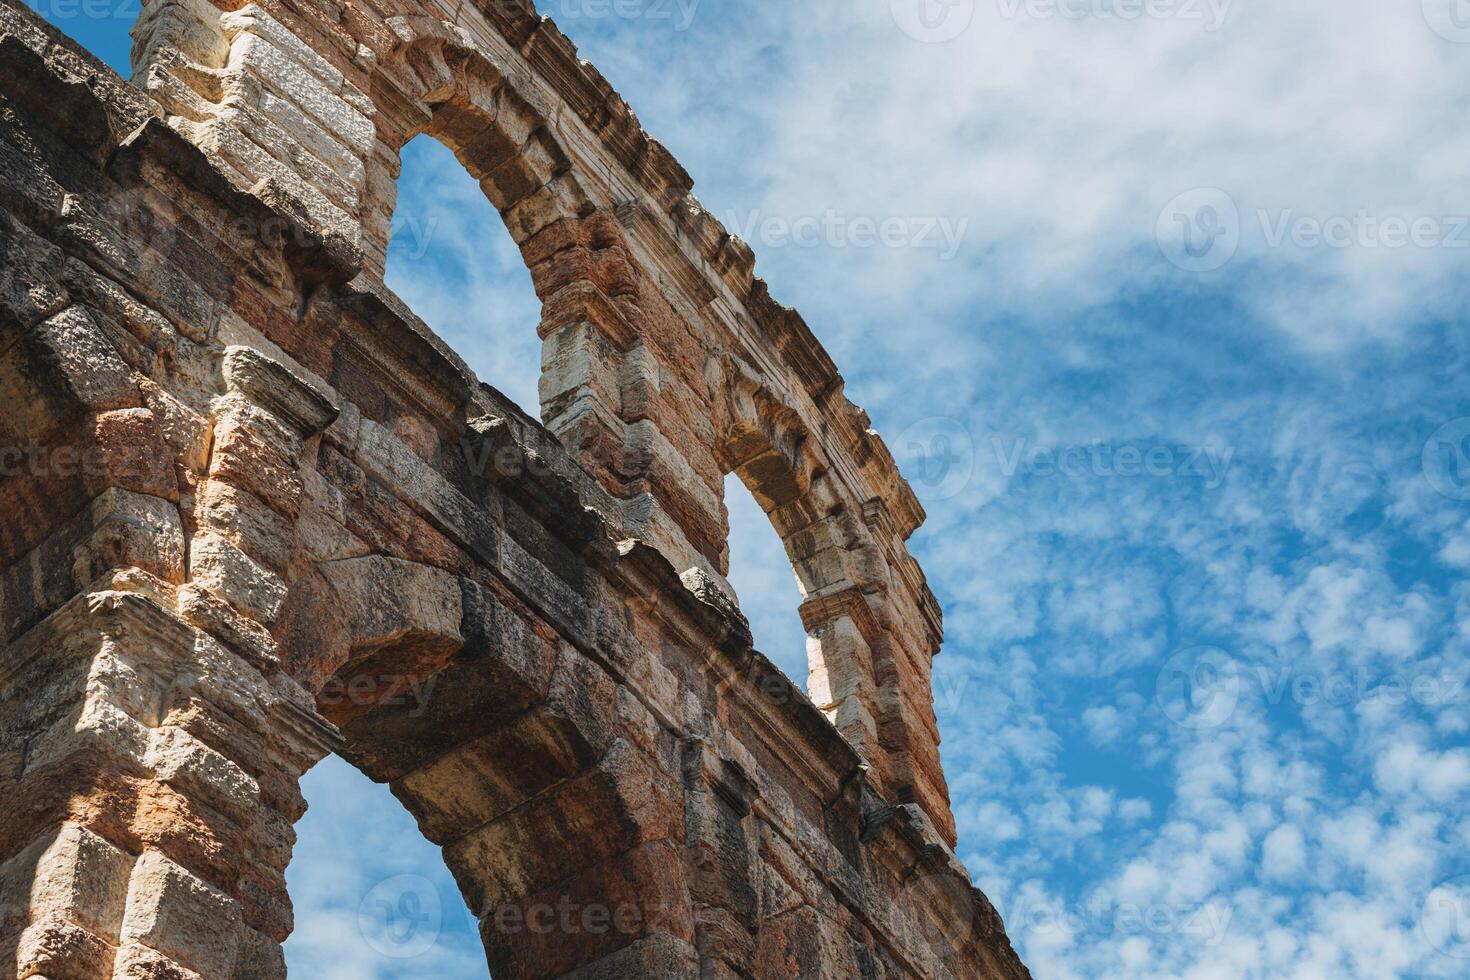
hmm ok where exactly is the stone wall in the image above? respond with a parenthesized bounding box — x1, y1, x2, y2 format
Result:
(0, 0, 1031, 976)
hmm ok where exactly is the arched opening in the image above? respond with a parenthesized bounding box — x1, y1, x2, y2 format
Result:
(711, 355, 893, 767)
(283, 757, 487, 977)
(323, 128, 567, 979)
(722, 473, 810, 685)
(384, 136, 543, 417)
(366, 25, 649, 509)
(272, 555, 694, 979)
(272, 32, 701, 977)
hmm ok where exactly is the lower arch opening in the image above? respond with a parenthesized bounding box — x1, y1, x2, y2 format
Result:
(284, 755, 489, 978)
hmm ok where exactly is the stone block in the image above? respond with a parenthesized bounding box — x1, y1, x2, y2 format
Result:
(31, 306, 141, 414)
(25, 697, 151, 774)
(0, 210, 69, 326)
(72, 488, 187, 590)
(393, 647, 610, 841)
(15, 910, 114, 979)
(483, 840, 696, 979)
(221, 33, 373, 155)
(118, 851, 244, 978)
(0, 824, 134, 944)
(550, 933, 699, 980)
(145, 725, 261, 814)
(113, 942, 206, 979)
(444, 739, 680, 915)
(132, 0, 230, 70)
(92, 408, 179, 502)
(207, 418, 304, 520)
(194, 481, 295, 574)
(189, 531, 287, 625)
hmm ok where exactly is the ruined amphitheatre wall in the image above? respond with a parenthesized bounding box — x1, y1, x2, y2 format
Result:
(0, 0, 1030, 975)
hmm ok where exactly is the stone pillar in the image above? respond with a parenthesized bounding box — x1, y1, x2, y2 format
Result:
(0, 330, 343, 978)
(0, 586, 337, 980)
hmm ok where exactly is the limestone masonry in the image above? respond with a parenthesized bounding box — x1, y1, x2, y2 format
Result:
(0, 0, 1031, 975)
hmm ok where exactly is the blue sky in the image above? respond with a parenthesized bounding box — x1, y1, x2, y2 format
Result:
(37, 1, 1470, 976)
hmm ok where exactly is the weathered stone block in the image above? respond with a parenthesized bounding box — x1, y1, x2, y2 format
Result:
(146, 725, 261, 814)
(0, 824, 134, 944)
(483, 840, 696, 979)
(25, 696, 151, 774)
(118, 851, 244, 978)
(195, 480, 295, 573)
(16, 909, 115, 979)
(0, 211, 69, 326)
(207, 418, 305, 520)
(444, 739, 681, 915)
(190, 531, 288, 625)
(112, 941, 206, 980)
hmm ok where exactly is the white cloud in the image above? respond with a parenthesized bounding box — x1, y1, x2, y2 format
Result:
(1083, 704, 1128, 745)
(1373, 741, 1470, 803)
(586, 0, 1470, 354)
(1262, 824, 1307, 881)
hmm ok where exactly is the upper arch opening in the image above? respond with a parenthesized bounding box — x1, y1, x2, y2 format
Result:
(384, 134, 542, 416)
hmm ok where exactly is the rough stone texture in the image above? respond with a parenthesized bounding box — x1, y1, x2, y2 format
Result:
(0, 0, 1030, 976)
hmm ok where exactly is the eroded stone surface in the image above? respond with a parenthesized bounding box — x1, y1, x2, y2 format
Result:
(0, 0, 1029, 977)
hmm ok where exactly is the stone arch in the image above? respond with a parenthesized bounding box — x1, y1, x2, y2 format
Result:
(366, 19, 630, 429)
(365, 16, 602, 270)
(704, 350, 953, 835)
(361, 18, 694, 552)
(707, 352, 894, 773)
(274, 554, 697, 978)
(707, 352, 888, 596)
(131, 0, 738, 574)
